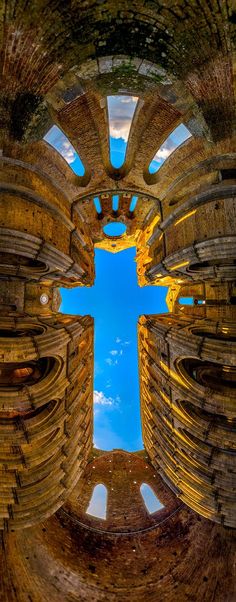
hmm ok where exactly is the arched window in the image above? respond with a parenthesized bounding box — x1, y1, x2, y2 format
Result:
(44, 125, 85, 176)
(148, 123, 191, 174)
(86, 484, 107, 519)
(93, 196, 102, 213)
(129, 195, 138, 212)
(112, 194, 119, 211)
(107, 95, 138, 168)
(0, 358, 55, 386)
(140, 483, 164, 514)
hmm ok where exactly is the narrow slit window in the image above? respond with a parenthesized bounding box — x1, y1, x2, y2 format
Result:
(179, 297, 205, 305)
(94, 197, 102, 213)
(129, 195, 138, 212)
(44, 125, 85, 176)
(178, 297, 194, 305)
(86, 484, 107, 519)
(140, 483, 164, 513)
(112, 195, 119, 211)
(108, 95, 138, 168)
(148, 124, 191, 174)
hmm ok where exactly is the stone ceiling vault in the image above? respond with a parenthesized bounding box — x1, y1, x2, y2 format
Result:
(0, 1, 235, 600)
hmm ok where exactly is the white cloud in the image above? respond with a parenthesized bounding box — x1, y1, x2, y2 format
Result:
(108, 96, 138, 141)
(105, 357, 118, 366)
(60, 139, 76, 164)
(45, 125, 77, 165)
(152, 126, 191, 164)
(114, 337, 130, 347)
(153, 138, 176, 163)
(109, 120, 132, 141)
(110, 349, 118, 356)
(94, 390, 114, 406)
(120, 96, 138, 104)
(93, 391, 120, 419)
(154, 146, 173, 161)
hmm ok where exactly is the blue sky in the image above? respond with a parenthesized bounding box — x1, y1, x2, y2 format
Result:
(44, 96, 191, 175)
(149, 123, 191, 173)
(44, 95, 192, 452)
(107, 95, 138, 168)
(61, 248, 168, 451)
(86, 482, 163, 519)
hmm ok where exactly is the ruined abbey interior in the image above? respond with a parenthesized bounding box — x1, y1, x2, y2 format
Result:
(0, 1, 236, 600)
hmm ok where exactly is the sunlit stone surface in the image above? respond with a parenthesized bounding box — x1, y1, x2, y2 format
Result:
(0, 1, 235, 600)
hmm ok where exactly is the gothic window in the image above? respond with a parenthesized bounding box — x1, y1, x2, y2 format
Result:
(44, 125, 85, 176)
(107, 95, 138, 168)
(129, 196, 138, 212)
(112, 195, 119, 211)
(86, 484, 107, 519)
(140, 483, 164, 513)
(148, 123, 191, 174)
(94, 197, 102, 214)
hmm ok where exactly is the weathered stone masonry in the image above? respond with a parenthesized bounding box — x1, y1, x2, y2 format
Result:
(0, 1, 235, 600)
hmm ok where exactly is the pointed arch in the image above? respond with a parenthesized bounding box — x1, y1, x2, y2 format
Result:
(107, 95, 138, 168)
(148, 123, 191, 174)
(86, 484, 107, 519)
(44, 125, 85, 176)
(93, 196, 102, 213)
(140, 483, 164, 514)
(129, 195, 138, 212)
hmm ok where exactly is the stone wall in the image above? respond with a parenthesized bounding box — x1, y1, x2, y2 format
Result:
(0, 1, 235, 599)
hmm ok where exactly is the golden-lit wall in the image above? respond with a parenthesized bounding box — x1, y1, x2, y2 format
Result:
(0, 312, 93, 530)
(0, 0, 235, 599)
(139, 295, 236, 527)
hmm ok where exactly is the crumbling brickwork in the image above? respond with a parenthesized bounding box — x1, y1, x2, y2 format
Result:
(0, 0, 235, 600)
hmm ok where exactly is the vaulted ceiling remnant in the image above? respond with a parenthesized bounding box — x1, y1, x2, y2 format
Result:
(0, 1, 235, 600)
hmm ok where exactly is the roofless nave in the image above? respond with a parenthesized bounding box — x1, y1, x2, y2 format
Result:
(0, 1, 235, 600)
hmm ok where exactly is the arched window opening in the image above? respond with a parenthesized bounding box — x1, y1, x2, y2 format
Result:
(0, 357, 55, 387)
(112, 195, 119, 211)
(107, 96, 138, 168)
(179, 358, 236, 391)
(188, 259, 234, 273)
(140, 483, 164, 514)
(0, 253, 46, 272)
(44, 125, 85, 176)
(94, 196, 102, 214)
(148, 124, 191, 174)
(192, 328, 236, 341)
(86, 484, 107, 520)
(0, 327, 44, 337)
(220, 169, 236, 181)
(129, 195, 138, 212)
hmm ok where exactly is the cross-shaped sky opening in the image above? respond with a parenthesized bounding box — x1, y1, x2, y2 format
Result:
(60, 247, 168, 451)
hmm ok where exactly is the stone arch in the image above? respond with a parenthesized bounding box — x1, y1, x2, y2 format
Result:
(140, 483, 164, 514)
(86, 484, 108, 520)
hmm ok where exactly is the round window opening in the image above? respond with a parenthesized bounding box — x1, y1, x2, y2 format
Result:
(40, 293, 49, 305)
(103, 222, 127, 237)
